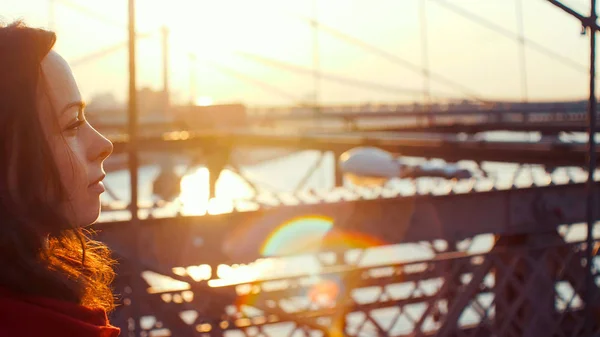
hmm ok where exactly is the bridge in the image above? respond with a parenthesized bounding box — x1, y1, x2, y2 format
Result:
(98, 101, 599, 173)
(106, 129, 594, 167)
(96, 159, 600, 337)
(45, 0, 600, 336)
(95, 121, 600, 337)
(93, 100, 596, 137)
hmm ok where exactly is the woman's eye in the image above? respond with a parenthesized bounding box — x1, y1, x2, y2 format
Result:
(65, 119, 85, 134)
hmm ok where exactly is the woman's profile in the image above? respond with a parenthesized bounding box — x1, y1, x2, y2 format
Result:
(0, 22, 119, 337)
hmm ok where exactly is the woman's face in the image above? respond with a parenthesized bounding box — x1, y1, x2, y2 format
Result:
(38, 51, 113, 226)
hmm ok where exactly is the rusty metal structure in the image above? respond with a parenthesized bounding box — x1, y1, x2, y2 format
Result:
(97, 169, 600, 336)
(43, 0, 599, 335)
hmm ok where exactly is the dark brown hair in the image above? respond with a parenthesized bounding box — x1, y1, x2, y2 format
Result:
(0, 21, 116, 311)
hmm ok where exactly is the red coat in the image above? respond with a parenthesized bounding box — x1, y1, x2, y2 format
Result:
(0, 289, 120, 337)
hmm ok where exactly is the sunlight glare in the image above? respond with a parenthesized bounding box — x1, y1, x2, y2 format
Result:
(208, 258, 279, 287)
(178, 167, 255, 216)
(195, 96, 213, 106)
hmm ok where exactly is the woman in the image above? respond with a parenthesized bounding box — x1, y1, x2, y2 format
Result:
(0, 22, 120, 337)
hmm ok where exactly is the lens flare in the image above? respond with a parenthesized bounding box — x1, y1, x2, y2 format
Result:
(308, 277, 341, 307)
(232, 275, 345, 310)
(228, 215, 389, 311)
(319, 226, 388, 252)
(259, 215, 334, 256)
(259, 214, 389, 256)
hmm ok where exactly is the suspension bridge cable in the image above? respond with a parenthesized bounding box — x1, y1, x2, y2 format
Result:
(175, 31, 454, 102)
(48, 0, 56, 31)
(546, 0, 599, 28)
(53, 0, 157, 68)
(236, 51, 459, 98)
(203, 61, 305, 105)
(56, 0, 311, 105)
(55, 0, 126, 30)
(70, 31, 156, 67)
(515, 0, 529, 102)
(188, 54, 196, 105)
(296, 16, 486, 102)
(70, 41, 131, 67)
(54, 0, 469, 102)
(161, 34, 307, 106)
(253, 2, 485, 101)
(431, 0, 589, 74)
(312, 0, 321, 112)
(420, 0, 432, 106)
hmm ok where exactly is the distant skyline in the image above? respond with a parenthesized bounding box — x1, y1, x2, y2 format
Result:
(2, 0, 597, 106)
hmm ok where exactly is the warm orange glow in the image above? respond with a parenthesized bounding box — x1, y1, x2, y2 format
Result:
(308, 279, 340, 307)
(178, 167, 254, 216)
(207, 259, 278, 287)
(3, 0, 585, 105)
(194, 96, 213, 106)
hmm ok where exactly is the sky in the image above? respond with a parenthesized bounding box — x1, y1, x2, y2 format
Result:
(1, 0, 597, 107)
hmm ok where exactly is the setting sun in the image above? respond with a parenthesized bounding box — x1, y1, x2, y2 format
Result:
(6, 0, 587, 105)
(194, 96, 213, 106)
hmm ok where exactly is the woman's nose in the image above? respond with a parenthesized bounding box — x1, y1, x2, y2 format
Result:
(88, 127, 113, 162)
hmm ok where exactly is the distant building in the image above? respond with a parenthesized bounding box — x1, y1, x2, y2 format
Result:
(87, 92, 121, 110)
(137, 87, 169, 118)
(86, 88, 171, 125)
(172, 103, 248, 131)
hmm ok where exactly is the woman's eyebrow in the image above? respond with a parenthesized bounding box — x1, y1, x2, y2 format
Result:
(60, 101, 86, 116)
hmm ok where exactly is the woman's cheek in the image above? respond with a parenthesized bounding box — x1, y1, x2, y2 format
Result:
(51, 137, 87, 198)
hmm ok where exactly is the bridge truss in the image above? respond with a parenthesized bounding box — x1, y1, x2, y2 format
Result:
(50, 0, 600, 335)
(97, 173, 600, 337)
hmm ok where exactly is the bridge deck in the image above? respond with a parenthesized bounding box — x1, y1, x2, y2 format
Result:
(94, 105, 597, 136)
(108, 129, 596, 166)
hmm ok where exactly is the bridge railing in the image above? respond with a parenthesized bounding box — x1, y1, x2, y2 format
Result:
(99, 180, 600, 337)
(91, 104, 598, 140)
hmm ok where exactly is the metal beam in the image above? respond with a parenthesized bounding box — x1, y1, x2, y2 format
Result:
(585, 0, 598, 332)
(95, 182, 600, 269)
(88, 104, 595, 125)
(108, 130, 598, 166)
(546, 0, 600, 30)
(352, 122, 595, 134)
(127, 1, 142, 336)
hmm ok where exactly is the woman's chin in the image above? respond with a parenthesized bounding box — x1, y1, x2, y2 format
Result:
(76, 204, 102, 227)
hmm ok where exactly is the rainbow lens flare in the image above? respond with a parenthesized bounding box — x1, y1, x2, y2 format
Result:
(229, 215, 390, 312)
(260, 215, 334, 256)
(259, 214, 388, 256)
